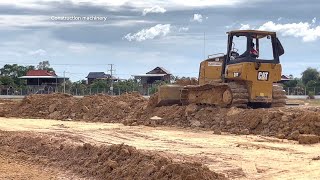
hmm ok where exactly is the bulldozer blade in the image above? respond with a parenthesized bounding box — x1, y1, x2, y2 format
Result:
(157, 84, 184, 106)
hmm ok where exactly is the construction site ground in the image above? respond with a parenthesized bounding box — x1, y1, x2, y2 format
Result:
(0, 94, 319, 179)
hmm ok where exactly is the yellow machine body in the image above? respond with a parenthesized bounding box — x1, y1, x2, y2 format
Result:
(199, 58, 282, 103)
(156, 30, 286, 108)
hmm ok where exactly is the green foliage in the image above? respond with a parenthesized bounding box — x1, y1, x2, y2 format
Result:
(283, 78, 298, 88)
(70, 80, 87, 95)
(301, 67, 319, 85)
(90, 79, 109, 90)
(113, 79, 139, 95)
(0, 61, 55, 90)
(0, 64, 35, 87)
(306, 80, 318, 88)
(0, 76, 15, 86)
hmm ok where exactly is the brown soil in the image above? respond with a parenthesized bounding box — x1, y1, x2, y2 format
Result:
(174, 77, 198, 86)
(0, 154, 59, 180)
(0, 118, 319, 179)
(140, 105, 320, 142)
(7, 93, 147, 122)
(0, 130, 225, 180)
(1, 93, 320, 142)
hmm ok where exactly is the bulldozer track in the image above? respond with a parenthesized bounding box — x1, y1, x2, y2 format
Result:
(176, 82, 286, 109)
(272, 84, 287, 107)
(228, 81, 249, 108)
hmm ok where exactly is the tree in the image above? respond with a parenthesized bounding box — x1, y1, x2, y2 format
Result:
(70, 80, 88, 95)
(37, 61, 54, 71)
(113, 79, 139, 95)
(0, 64, 35, 87)
(283, 78, 298, 88)
(90, 79, 109, 91)
(301, 67, 319, 85)
(306, 80, 318, 88)
(0, 76, 15, 86)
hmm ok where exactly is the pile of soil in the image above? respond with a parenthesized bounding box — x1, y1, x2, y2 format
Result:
(174, 78, 198, 86)
(1, 93, 320, 143)
(139, 105, 320, 143)
(0, 131, 226, 180)
(7, 93, 147, 122)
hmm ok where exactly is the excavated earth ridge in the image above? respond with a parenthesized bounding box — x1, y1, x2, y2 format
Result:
(0, 131, 225, 180)
(0, 93, 319, 143)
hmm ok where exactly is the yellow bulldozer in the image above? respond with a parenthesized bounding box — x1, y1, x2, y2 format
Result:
(156, 30, 287, 108)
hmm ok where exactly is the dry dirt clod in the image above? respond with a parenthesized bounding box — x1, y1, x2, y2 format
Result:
(48, 104, 57, 113)
(298, 134, 320, 144)
(190, 120, 201, 127)
(185, 104, 199, 116)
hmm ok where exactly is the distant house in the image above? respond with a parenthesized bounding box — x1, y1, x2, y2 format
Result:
(86, 72, 118, 84)
(19, 70, 68, 94)
(280, 75, 293, 83)
(132, 67, 172, 95)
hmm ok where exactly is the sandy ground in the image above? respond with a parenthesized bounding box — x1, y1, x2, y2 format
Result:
(0, 153, 83, 180)
(0, 155, 57, 180)
(0, 117, 319, 179)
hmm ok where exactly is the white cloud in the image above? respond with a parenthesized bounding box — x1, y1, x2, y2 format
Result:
(312, 17, 317, 24)
(28, 49, 47, 56)
(277, 17, 283, 21)
(258, 21, 320, 42)
(178, 27, 189, 32)
(191, 14, 203, 23)
(123, 24, 171, 42)
(142, 6, 166, 16)
(239, 24, 250, 30)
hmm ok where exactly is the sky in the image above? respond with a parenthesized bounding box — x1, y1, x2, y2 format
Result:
(0, 0, 319, 81)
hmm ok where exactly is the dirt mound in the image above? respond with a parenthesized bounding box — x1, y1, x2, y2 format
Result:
(0, 131, 226, 180)
(139, 105, 320, 142)
(2, 93, 320, 142)
(8, 93, 147, 122)
(174, 77, 198, 86)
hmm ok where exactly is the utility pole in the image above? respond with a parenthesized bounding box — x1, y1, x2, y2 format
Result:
(108, 64, 115, 95)
(63, 71, 66, 94)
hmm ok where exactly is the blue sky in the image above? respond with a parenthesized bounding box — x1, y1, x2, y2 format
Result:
(0, 0, 319, 81)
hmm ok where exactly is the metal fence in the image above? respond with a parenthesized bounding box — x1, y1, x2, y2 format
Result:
(1, 86, 159, 96)
(4, 85, 320, 97)
(284, 87, 320, 96)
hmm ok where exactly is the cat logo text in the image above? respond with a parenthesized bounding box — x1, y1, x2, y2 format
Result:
(257, 71, 269, 81)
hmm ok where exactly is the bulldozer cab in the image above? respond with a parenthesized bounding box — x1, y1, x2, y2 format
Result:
(226, 30, 284, 65)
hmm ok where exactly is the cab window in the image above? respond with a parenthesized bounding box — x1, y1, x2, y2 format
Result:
(257, 35, 274, 60)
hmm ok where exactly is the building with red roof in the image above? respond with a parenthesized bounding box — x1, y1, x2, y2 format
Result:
(26, 70, 57, 76)
(19, 70, 69, 94)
